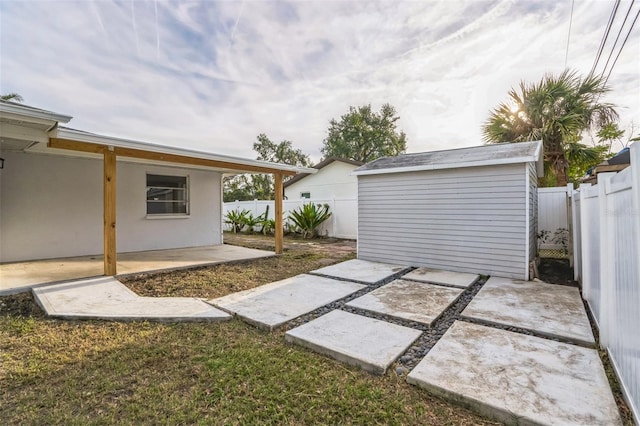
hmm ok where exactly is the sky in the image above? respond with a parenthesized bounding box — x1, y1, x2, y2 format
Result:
(1, 0, 638, 162)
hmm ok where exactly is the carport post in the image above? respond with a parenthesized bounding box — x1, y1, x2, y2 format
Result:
(104, 148, 117, 276)
(274, 172, 284, 254)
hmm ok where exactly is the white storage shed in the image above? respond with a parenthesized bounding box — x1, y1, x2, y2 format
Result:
(353, 141, 543, 280)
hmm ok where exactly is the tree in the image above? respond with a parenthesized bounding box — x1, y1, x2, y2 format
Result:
(482, 70, 618, 186)
(321, 103, 407, 163)
(253, 133, 311, 167)
(223, 134, 311, 201)
(1, 93, 24, 102)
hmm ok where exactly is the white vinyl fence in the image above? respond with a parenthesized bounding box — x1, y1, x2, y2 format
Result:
(223, 198, 357, 239)
(537, 187, 569, 252)
(571, 142, 640, 423)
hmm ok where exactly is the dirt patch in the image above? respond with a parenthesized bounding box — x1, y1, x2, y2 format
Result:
(121, 234, 357, 299)
(223, 232, 357, 258)
(537, 258, 577, 286)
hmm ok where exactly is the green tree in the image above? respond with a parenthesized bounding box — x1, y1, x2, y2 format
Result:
(253, 133, 311, 166)
(482, 70, 618, 186)
(223, 134, 311, 201)
(1, 93, 24, 102)
(321, 103, 407, 163)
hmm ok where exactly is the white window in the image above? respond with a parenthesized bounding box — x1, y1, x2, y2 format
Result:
(146, 174, 189, 215)
(300, 192, 311, 199)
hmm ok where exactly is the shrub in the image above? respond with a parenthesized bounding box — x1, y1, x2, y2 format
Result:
(224, 209, 249, 233)
(288, 203, 332, 239)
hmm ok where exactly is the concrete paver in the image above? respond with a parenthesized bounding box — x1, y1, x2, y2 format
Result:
(407, 321, 621, 426)
(346, 279, 463, 326)
(310, 259, 408, 284)
(403, 267, 479, 288)
(33, 277, 231, 322)
(461, 276, 595, 346)
(285, 310, 422, 375)
(1, 244, 274, 295)
(209, 274, 366, 330)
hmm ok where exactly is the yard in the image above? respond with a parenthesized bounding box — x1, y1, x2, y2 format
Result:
(0, 234, 499, 425)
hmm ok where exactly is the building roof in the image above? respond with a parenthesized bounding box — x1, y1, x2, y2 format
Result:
(283, 157, 364, 188)
(49, 127, 316, 175)
(1, 100, 316, 176)
(352, 141, 543, 176)
(0, 99, 73, 124)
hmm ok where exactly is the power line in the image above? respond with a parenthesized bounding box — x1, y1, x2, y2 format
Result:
(600, 0, 636, 78)
(564, 0, 575, 68)
(604, 4, 640, 85)
(590, 0, 621, 76)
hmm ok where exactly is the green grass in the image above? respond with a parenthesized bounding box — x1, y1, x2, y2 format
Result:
(1, 299, 496, 425)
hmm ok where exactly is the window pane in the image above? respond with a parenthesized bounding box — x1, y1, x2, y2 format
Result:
(147, 201, 188, 214)
(146, 188, 186, 201)
(146, 174, 188, 215)
(147, 174, 187, 189)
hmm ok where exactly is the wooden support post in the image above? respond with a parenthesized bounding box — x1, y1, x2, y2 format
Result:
(274, 173, 284, 254)
(104, 148, 117, 276)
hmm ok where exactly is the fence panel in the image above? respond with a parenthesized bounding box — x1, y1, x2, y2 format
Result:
(223, 198, 357, 239)
(574, 142, 639, 423)
(537, 187, 569, 254)
(580, 184, 602, 326)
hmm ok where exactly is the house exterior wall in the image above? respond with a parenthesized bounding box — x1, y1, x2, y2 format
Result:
(284, 161, 358, 200)
(0, 151, 221, 263)
(357, 163, 531, 279)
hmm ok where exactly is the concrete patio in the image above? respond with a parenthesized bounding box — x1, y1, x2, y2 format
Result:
(346, 279, 464, 326)
(209, 274, 366, 330)
(33, 276, 231, 322)
(461, 276, 595, 346)
(407, 321, 620, 425)
(0, 244, 274, 295)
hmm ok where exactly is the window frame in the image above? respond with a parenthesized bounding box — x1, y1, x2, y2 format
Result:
(145, 173, 190, 218)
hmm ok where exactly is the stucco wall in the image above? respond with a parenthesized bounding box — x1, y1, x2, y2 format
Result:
(0, 151, 222, 262)
(284, 161, 358, 200)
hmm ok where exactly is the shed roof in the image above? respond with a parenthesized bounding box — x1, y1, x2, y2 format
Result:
(283, 157, 363, 188)
(352, 141, 543, 176)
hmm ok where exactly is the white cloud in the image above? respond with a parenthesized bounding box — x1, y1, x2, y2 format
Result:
(1, 0, 638, 161)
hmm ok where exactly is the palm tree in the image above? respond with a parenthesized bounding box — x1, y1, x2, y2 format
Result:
(482, 70, 618, 186)
(1, 93, 24, 103)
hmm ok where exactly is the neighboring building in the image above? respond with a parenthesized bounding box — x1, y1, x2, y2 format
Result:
(582, 147, 631, 184)
(283, 157, 363, 200)
(353, 141, 543, 280)
(0, 100, 312, 267)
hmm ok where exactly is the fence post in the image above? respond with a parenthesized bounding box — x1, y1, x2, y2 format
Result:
(332, 198, 337, 237)
(566, 183, 574, 268)
(579, 184, 592, 301)
(570, 189, 580, 281)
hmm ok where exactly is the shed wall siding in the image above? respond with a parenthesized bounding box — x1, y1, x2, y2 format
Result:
(357, 164, 527, 279)
(0, 151, 222, 263)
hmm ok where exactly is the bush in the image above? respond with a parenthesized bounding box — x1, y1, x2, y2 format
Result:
(224, 209, 249, 233)
(288, 203, 332, 239)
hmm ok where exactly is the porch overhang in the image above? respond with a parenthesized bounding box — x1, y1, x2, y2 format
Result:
(45, 128, 316, 276)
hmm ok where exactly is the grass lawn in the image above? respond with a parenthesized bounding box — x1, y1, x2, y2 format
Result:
(0, 234, 499, 425)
